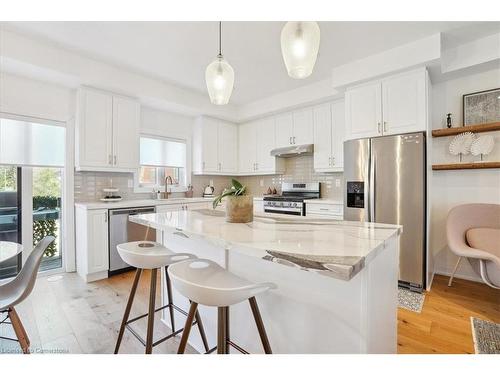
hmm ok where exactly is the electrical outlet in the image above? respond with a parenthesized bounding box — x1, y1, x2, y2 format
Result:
(128, 179, 134, 188)
(335, 179, 341, 188)
(209, 179, 214, 186)
(260, 179, 264, 187)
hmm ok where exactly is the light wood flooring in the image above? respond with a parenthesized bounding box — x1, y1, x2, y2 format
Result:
(1, 272, 498, 354)
(398, 275, 500, 354)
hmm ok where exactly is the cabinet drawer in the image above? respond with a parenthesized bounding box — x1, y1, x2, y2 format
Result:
(306, 203, 343, 215)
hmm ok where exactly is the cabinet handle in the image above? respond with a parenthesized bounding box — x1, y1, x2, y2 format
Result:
(377, 122, 381, 134)
(383, 121, 387, 133)
(328, 156, 331, 166)
(332, 157, 335, 166)
(202, 161, 205, 170)
(104, 212, 108, 222)
(289, 136, 292, 145)
(255, 163, 258, 170)
(293, 136, 296, 144)
(319, 208, 329, 211)
(108, 155, 112, 165)
(114, 155, 117, 165)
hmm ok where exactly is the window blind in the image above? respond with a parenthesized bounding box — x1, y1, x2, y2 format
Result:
(0, 118, 65, 167)
(140, 136, 186, 168)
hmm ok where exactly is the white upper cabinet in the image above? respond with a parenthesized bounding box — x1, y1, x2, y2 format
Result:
(313, 100, 344, 172)
(381, 69, 427, 135)
(313, 103, 332, 170)
(112, 96, 140, 169)
(237, 117, 284, 176)
(76, 87, 140, 171)
(345, 82, 382, 140)
(193, 116, 237, 175)
(292, 108, 314, 145)
(218, 120, 238, 174)
(345, 68, 428, 140)
(275, 113, 294, 148)
(76, 88, 113, 168)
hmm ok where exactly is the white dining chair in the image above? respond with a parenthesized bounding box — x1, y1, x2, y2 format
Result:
(0, 236, 55, 354)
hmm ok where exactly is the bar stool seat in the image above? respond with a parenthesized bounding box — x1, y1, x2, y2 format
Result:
(114, 241, 209, 354)
(117, 241, 195, 269)
(168, 258, 276, 354)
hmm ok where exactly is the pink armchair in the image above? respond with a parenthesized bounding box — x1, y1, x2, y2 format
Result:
(446, 203, 500, 289)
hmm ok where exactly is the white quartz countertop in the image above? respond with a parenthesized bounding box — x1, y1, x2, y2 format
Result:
(75, 198, 212, 210)
(130, 209, 401, 281)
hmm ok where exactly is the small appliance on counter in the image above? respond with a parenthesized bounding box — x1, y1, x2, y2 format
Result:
(100, 187, 122, 202)
(203, 185, 215, 198)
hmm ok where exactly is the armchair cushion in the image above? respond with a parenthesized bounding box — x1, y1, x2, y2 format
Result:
(466, 228, 500, 258)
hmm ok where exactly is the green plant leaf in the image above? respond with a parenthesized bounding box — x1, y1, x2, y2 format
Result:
(212, 189, 236, 209)
(231, 179, 243, 190)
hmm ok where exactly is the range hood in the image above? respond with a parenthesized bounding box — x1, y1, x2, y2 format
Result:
(270, 144, 314, 158)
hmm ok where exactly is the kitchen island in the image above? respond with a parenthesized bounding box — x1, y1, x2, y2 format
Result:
(130, 209, 402, 354)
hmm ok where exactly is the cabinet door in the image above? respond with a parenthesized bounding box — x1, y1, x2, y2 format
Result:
(218, 121, 238, 174)
(77, 89, 113, 168)
(292, 107, 314, 145)
(87, 209, 109, 274)
(112, 96, 140, 169)
(331, 100, 345, 170)
(238, 122, 257, 174)
(201, 117, 219, 172)
(345, 82, 382, 140)
(382, 70, 426, 135)
(275, 113, 293, 148)
(256, 117, 277, 172)
(313, 103, 333, 171)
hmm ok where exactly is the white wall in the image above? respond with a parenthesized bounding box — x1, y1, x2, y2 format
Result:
(430, 67, 500, 282)
(0, 72, 74, 122)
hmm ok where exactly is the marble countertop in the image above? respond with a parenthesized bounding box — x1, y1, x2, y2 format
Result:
(130, 209, 402, 281)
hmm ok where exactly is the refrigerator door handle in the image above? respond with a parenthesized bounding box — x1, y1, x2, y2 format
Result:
(369, 153, 376, 222)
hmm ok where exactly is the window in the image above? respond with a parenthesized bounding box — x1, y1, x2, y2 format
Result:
(138, 136, 187, 190)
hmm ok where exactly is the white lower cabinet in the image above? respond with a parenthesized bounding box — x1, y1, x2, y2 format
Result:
(305, 202, 343, 220)
(76, 207, 109, 282)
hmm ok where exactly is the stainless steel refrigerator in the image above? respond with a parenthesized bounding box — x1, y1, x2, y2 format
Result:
(343, 132, 426, 291)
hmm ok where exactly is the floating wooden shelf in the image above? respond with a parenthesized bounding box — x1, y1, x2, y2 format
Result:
(432, 122, 500, 137)
(432, 161, 500, 171)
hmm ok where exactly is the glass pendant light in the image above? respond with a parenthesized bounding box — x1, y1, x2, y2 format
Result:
(280, 22, 320, 79)
(205, 22, 234, 105)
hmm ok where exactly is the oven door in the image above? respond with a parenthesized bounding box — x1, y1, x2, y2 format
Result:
(264, 203, 304, 216)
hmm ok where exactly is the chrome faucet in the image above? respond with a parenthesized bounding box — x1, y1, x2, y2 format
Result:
(164, 176, 173, 199)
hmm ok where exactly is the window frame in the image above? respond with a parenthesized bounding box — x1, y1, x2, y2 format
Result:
(134, 134, 189, 193)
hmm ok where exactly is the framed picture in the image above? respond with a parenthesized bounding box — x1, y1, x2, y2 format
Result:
(463, 87, 500, 126)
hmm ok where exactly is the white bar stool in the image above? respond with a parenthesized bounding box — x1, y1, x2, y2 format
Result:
(168, 258, 276, 354)
(114, 241, 209, 354)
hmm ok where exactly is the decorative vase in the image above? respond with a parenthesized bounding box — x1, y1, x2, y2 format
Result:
(225, 195, 253, 223)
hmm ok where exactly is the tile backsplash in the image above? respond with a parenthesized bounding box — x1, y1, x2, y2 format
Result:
(74, 155, 343, 202)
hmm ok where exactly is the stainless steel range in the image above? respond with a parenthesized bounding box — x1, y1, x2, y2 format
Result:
(263, 183, 320, 216)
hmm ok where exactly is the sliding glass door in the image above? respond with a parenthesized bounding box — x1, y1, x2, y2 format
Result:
(0, 116, 65, 278)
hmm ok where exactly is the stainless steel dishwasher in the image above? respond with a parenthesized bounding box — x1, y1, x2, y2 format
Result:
(108, 206, 156, 275)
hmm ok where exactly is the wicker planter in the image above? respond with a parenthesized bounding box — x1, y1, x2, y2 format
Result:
(225, 195, 253, 223)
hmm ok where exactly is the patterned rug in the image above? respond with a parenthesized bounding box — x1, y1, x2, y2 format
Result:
(397, 287, 425, 313)
(471, 317, 500, 354)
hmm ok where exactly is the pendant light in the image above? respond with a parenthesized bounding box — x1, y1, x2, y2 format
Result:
(205, 22, 234, 105)
(280, 22, 320, 79)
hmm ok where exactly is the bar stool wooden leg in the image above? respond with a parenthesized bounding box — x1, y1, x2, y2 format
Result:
(145, 268, 158, 354)
(217, 306, 228, 354)
(164, 266, 176, 334)
(114, 268, 142, 354)
(194, 307, 210, 352)
(177, 301, 198, 354)
(225, 306, 230, 354)
(248, 297, 272, 354)
(8, 307, 30, 354)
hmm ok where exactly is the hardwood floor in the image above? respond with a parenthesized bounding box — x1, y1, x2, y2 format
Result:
(1, 272, 498, 354)
(398, 275, 500, 354)
(0, 270, 196, 354)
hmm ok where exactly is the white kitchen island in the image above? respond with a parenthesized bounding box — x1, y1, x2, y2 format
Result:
(130, 209, 402, 354)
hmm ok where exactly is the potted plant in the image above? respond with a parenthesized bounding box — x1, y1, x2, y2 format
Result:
(212, 179, 253, 223)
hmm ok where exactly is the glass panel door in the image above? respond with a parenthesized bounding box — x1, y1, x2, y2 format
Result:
(33, 167, 63, 272)
(0, 166, 21, 279)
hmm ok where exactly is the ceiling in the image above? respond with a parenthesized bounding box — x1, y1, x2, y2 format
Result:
(3, 21, 499, 105)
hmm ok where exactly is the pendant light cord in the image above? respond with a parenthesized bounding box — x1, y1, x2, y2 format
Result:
(218, 21, 222, 57)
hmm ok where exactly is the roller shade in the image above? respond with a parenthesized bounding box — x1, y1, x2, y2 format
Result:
(0, 118, 65, 167)
(140, 136, 186, 168)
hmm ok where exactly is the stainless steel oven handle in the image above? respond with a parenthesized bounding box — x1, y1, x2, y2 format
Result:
(369, 153, 376, 222)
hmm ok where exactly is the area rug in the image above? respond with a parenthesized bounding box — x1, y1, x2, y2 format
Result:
(397, 287, 425, 313)
(471, 317, 500, 354)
